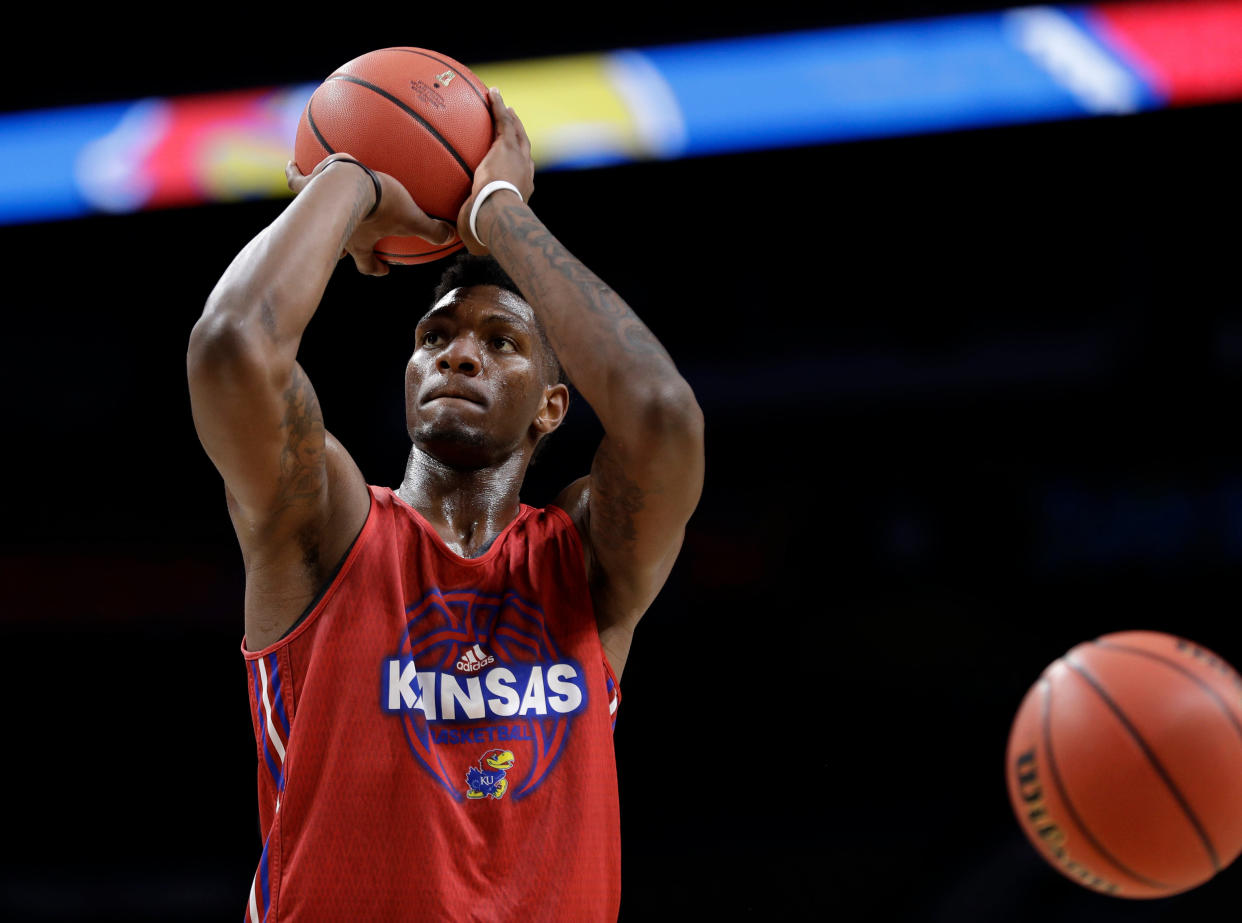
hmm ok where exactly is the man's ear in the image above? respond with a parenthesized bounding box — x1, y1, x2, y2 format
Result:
(532, 383, 570, 436)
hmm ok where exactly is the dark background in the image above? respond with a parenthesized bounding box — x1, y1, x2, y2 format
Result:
(2, 3, 1240, 920)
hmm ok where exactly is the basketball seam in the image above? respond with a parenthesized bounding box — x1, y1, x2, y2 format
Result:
(1065, 653, 1221, 871)
(326, 74, 474, 180)
(375, 243, 459, 256)
(305, 103, 335, 155)
(1094, 640, 1242, 747)
(306, 101, 457, 260)
(1039, 672, 1173, 891)
(375, 241, 463, 260)
(390, 49, 490, 109)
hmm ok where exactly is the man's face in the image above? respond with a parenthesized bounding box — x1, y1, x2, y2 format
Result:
(406, 285, 561, 470)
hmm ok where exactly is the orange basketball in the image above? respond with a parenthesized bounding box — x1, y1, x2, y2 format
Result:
(294, 47, 493, 265)
(1006, 630, 1242, 897)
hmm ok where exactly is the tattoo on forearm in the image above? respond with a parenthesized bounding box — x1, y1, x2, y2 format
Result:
(338, 174, 374, 253)
(490, 206, 673, 363)
(591, 440, 645, 551)
(276, 364, 325, 511)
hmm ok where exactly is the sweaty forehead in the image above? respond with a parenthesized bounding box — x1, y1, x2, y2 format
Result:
(418, 285, 534, 328)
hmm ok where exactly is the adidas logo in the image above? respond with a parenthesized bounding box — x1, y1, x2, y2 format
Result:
(456, 643, 496, 673)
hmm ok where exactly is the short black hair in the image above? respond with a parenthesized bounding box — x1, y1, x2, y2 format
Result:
(432, 252, 522, 305)
(431, 253, 566, 387)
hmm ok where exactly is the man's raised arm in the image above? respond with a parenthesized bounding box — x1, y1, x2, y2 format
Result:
(462, 90, 706, 677)
(187, 155, 454, 646)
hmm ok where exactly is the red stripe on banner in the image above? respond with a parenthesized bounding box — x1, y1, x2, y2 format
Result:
(139, 87, 293, 209)
(1093, 1, 1242, 105)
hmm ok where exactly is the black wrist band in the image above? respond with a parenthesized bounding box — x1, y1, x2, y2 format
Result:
(327, 157, 382, 219)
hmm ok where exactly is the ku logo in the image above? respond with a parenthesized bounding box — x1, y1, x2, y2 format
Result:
(435, 70, 455, 86)
(466, 749, 515, 799)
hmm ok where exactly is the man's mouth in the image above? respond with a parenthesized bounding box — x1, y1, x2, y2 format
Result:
(423, 387, 486, 406)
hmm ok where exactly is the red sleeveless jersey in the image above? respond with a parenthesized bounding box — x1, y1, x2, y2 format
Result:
(241, 486, 622, 922)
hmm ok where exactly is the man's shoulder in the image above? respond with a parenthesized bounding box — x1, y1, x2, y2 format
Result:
(546, 476, 593, 577)
(549, 476, 590, 527)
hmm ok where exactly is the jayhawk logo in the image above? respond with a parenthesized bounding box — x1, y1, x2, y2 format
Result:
(466, 749, 515, 800)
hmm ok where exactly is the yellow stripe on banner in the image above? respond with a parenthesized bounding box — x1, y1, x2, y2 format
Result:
(472, 55, 643, 167)
(203, 132, 298, 200)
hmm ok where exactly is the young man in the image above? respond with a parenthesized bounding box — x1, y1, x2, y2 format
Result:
(187, 89, 704, 920)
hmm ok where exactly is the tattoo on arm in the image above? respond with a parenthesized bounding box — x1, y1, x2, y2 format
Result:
(590, 440, 645, 552)
(276, 364, 326, 512)
(490, 206, 673, 362)
(337, 174, 374, 253)
(259, 296, 278, 339)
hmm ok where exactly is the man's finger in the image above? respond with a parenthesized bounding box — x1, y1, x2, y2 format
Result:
(509, 108, 531, 151)
(490, 88, 515, 135)
(491, 93, 529, 151)
(415, 220, 457, 247)
(351, 247, 388, 277)
(286, 160, 310, 194)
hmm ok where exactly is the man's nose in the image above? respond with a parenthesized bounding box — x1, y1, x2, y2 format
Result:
(438, 334, 481, 374)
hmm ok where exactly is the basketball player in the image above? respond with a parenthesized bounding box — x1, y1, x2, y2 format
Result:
(187, 88, 704, 920)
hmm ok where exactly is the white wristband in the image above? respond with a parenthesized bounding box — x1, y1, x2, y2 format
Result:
(469, 181, 523, 247)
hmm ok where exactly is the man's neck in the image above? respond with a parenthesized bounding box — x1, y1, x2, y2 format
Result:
(397, 446, 527, 558)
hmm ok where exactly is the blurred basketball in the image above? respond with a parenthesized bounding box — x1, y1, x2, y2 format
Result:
(1006, 631, 1242, 897)
(294, 47, 493, 264)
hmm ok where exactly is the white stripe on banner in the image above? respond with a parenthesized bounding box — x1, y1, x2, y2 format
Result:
(609, 695, 619, 716)
(248, 874, 259, 923)
(1004, 6, 1144, 114)
(257, 657, 286, 762)
(74, 100, 169, 213)
(606, 49, 689, 159)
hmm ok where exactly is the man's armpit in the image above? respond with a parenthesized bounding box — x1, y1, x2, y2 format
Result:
(588, 439, 644, 553)
(275, 363, 326, 514)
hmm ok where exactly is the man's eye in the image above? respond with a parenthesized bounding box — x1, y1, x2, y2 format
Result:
(422, 331, 443, 347)
(493, 338, 515, 352)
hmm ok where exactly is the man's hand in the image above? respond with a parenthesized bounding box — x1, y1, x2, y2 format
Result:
(286, 155, 456, 276)
(457, 88, 536, 255)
